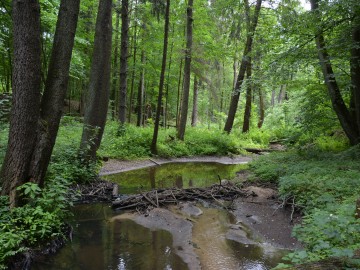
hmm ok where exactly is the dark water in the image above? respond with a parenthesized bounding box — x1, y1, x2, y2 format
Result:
(103, 162, 248, 194)
(32, 162, 288, 270)
(32, 203, 188, 270)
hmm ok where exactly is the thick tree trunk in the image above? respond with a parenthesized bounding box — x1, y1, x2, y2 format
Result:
(136, 50, 145, 126)
(242, 59, 252, 133)
(29, 0, 80, 187)
(224, 0, 262, 133)
(111, 0, 120, 120)
(0, 0, 41, 206)
(191, 76, 198, 127)
(177, 0, 194, 140)
(118, 0, 129, 124)
(310, 0, 359, 145)
(80, 0, 112, 162)
(151, 0, 170, 154)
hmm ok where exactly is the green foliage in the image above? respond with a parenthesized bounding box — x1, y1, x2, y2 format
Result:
(249, 146, 360, 267)
(99, 121, 270, 159)
(0, 177, 72, 269)
(49, 116, 100, 183)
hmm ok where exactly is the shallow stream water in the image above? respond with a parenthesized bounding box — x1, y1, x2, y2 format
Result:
(32, 162, 289, 270)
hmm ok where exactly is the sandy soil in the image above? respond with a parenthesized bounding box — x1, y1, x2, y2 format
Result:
(99, 155, 252, 176)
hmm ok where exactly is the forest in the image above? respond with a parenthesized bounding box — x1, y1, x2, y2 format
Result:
(0, 0, 360, 269)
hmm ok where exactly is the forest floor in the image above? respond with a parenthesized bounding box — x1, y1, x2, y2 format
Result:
(101, 155, 301, 269)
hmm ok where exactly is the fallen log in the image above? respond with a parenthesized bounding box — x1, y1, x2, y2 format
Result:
(112, 184, 250, 212)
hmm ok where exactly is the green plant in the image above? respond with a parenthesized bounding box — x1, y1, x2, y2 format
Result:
(0, 177, 72, 269)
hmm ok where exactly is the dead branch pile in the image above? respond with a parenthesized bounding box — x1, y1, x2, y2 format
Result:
(112, 184, 249, 211)
(70, 179, 115, 202)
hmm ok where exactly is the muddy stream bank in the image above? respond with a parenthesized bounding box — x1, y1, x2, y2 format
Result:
(32, 157, 300, 270)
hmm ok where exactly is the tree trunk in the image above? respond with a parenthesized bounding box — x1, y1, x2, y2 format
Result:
(176, 58, 183, 127)
(80, 0, 112, 162)
(29, 0, 80, 187)
(118, 0, 129, 124)
(350, 13, 360, 135)
(136, 50, 145, 126)
(224, 0, 262, 133)
(277, 84, 286, 104)
(258, 87, 265, 128)
(177, 0, 194, 140)
(0, 0, 41, 207)
(128, 15, 138, 123)
(191, 76, 198, 127)
(310, 0, 359, 145)
(151, 0, 170, 154)
(111, 0, 120, 120)
(242, 59, 252, 133)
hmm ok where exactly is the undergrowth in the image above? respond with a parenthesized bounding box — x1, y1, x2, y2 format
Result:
(249, 146, 360, 268)
(99, 121, 270, 159)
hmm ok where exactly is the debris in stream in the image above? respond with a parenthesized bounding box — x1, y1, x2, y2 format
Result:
(70, 179, 115, 203)
(112, 184, 250, 212)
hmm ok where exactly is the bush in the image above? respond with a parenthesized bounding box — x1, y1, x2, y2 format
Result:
(249, 147, 360, 267)
(0, 177, 72, 269)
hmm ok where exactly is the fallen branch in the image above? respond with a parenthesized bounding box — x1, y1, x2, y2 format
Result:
(112, 184, 249, 212)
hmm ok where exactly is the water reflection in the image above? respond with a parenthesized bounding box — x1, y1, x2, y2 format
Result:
(104, 162, 247, 194)
(32, 204, 187, 270)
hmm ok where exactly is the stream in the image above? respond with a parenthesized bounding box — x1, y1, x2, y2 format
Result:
(32, 162, 292, 270)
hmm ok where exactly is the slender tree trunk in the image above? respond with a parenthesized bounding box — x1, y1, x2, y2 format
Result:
(128, 16, 138, 123)
(258, 87, 265, 128)
(242, 59, 252, 133)
(177, 0, 193, 140)
(136, 50, 145, 126)
(151, 0, 170, 154)
(0, 0, 41, 206)
(191, 76, 198, 127)
(176, 58, 183, 127)
(118, 0, 129, 124)
(80, 0, 112, 162)
(164, 38, 174, 128)
(350, 13, 360, 135)
(224, 0, 262, 133)
(29, 0, 80, 187)
(111, 0, 121, 120)
(310, 0, 359, 145)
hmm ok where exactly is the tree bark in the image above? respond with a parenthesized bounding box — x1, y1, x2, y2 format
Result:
(118, 0, 129, 124)
(128, 15, 138, 123)
(151, 0, 170, 154)
(350, 13, 360, 135)
(258, 87, 265, 128)
(177, 0, 194, 140)
(0, 0, 41, 206)
(191, 76, 198, 127)
(224, 0, 262, 133)
(242, 59, 252, 133)
(80, 0, 112, 162)
(111, 0, 121, 120)
(29, 0, 80, 187)
(310, 0, 359, 145)
(136, 50, 145, 126)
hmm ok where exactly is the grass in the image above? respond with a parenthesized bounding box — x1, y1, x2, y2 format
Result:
(249, 146, 360, 268)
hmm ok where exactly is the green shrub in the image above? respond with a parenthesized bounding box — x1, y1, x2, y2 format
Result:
(249, 148, 360, 267)
(0, 177, 72, 269)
